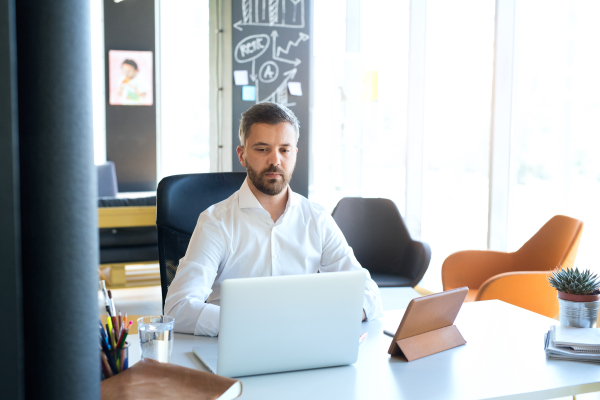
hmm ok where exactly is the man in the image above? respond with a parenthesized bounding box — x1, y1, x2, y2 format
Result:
(165, 102, 383, 336)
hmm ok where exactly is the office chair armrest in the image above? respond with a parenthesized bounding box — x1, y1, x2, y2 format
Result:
(402, 240, 432, 287)
(442, 250, 515, 291)
(475, 271, 558, 318)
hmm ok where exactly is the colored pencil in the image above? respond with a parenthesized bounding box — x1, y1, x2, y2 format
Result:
(100, 352, 113, 377)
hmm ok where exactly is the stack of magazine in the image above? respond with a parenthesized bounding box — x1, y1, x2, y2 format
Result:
(544, 325, 600, 363)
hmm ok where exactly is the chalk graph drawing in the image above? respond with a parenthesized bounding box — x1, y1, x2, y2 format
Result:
(234, 33, 271, 89)
(258, 61, 279, 83)
(234, 0, 309, 107)
(260, 67, 297, 106)
(234, 0, 305, 31)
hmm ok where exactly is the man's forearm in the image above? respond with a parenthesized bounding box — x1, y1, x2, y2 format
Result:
(165, 296, 220, 337)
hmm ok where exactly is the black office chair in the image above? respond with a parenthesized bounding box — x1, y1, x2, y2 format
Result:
(331, 197, 431, 287)
(156, 172, 247, 310)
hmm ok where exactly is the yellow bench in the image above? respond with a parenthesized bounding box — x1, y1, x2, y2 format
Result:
(99, 206, 159, 288)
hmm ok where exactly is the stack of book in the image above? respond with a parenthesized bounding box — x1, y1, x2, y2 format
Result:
(544, 325, 600, 363)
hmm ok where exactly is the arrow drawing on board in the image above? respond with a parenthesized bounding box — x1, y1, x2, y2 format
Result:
(276, 32, 309, 56)
(259, 67, 297, 106)
(271, 30, 301, 66)
(255, 79, 260, 103)
(250, 59, 258, 82)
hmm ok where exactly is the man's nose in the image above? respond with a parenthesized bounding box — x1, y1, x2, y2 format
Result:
(267, 150, 281, 165)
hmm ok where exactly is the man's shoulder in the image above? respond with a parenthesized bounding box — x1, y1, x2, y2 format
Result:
(199, 190, 240, 222)
(292, 193, 329, 216)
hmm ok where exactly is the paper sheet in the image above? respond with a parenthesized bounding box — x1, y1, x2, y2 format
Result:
(287, 82, 302, 96)
(234, 70, 249, 86)
(242, 85, 256, 101)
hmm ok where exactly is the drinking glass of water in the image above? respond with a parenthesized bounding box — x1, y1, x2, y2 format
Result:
(138, 316, 175, 363)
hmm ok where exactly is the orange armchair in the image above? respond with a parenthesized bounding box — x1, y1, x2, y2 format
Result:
(442, 215, 583, 317)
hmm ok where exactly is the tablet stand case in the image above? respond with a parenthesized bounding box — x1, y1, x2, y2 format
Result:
(388, 287, 468, 362)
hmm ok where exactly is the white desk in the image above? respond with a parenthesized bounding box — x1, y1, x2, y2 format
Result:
(379, 287, 422, 311)
(128, 298, 600, 399)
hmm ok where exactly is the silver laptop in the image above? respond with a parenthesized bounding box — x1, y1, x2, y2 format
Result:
(193, 270, 366, 377)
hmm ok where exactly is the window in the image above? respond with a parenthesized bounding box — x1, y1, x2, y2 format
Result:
(158, 0, 211, 179)
(509, 0, 600, 273)
(312, 0, 600, 291)
(420, 0, 495, 290)
(311, 0, 410, 213)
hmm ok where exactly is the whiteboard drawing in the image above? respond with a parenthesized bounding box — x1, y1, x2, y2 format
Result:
(234, 33, 271, 84)
(234, 0, 309, 109)
(234, 0, 305, 31)
(258, 61, 279, 83)
(243, 0, 252, 23)
(269, 0, 279, 25)
(258, 67, 297, 106)
(290, 0, 301, 23)
(234, 34, 271, 63)
(276, 32, 309, 57)
(271, 30, 301, 66)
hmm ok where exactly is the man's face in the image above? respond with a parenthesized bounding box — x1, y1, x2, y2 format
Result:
(121, 63, 137, 79)
(237, 122, 298, 196)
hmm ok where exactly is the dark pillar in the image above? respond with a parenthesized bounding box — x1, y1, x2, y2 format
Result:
(104, 0, 157, 192)
(16, 0, 100, 399)
(0, 0, 23, 398)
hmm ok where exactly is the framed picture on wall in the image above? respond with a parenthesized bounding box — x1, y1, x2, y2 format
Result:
(108, 50, 153, 106)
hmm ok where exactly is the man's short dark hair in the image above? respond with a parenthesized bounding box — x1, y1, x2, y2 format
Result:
(239, 102, 300, 147)
(122, 59, 138, 70)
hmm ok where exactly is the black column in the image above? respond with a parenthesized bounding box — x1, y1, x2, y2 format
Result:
(104, 0, 157, 192)
(0, 0, 23, 398)
(16, 0, 100, 399)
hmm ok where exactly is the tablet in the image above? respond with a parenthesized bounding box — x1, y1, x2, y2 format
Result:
(387, 287, 469, 355)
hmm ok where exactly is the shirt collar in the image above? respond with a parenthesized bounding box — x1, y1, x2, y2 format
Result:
(238, 177, 300, 209)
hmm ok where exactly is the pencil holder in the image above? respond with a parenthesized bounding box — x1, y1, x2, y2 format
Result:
(101, 342, 130, 380)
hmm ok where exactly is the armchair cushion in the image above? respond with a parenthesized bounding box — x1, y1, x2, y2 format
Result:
(442, 250, 515, 291)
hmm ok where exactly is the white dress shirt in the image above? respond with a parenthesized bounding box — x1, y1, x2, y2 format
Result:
(164, 179, 383, 336)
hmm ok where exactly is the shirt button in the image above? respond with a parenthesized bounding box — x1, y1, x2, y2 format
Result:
(273, 254, 278, 259)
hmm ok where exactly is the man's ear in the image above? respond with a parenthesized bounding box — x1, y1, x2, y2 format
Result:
(236, 146, 246, 167)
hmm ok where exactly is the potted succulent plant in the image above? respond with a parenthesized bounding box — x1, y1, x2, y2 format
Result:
(548, 267, 600, 328)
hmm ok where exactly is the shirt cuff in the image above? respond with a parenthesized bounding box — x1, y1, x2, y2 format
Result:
(194, 303, 220, 337)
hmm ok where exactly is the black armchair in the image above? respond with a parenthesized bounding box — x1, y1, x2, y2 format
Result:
(331, 197, 431, 287)
(156, 172, 247, 309)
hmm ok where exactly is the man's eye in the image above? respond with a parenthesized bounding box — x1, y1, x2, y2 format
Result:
(256, 148, 266, 152)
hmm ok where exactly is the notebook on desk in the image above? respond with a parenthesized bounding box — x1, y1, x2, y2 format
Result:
(552, 325, 600, 352)
(193, 271, 366, 377)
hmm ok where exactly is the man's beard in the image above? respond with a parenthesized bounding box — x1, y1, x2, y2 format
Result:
(246, 162, 292, 196)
